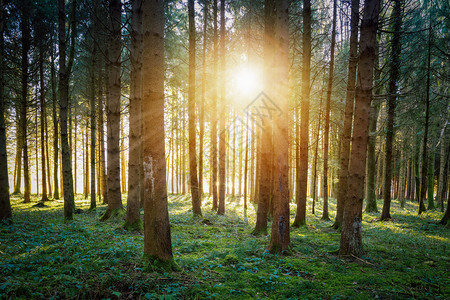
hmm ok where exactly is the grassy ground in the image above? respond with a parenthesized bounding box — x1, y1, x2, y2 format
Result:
(0, 193, 448, 299)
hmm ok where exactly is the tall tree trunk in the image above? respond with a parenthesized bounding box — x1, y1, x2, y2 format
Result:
(199, 0, 208, 197)
(211, 0, 218, 210)
(334, 0, 359, 228)
(125, 0, 143, 228)
(59, 0, 77, 219)
(269, 0, 290, 253)
(381, 0, 402, 220)
(254, 0, 275, 235)
(293, 0, 311, 227)
(98, 60, 107, 204)
(20, 0, 31, 203)
(322, 0, 337, 221)
(51, 40, 59, 200)
(120, 117, 126, 194)
(101, 0, 123, 221)
(217, 0, 226, 215)
(419, 24, 432, 215)
(188, 0, 201, 216)
(142, 0, 176, 269)
(436, 118, 448, 210)
(0, 0, 12, 223)
(339, 0, 380, 256)
(89, 25, 97, 209)
(39, 44, 49, 202)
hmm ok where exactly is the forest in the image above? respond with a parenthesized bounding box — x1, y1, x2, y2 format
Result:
(0, 0, 449, 298)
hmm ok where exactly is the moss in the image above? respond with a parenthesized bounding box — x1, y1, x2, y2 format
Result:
(251, 227, 267, 236)
(223, 254, 239, 265)
(100, 207, 125, 222)
(123, 218, 144, 232)
(143, 254, 181, 272)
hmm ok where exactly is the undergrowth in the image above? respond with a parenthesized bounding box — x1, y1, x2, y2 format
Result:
(0, 193, 448, 299)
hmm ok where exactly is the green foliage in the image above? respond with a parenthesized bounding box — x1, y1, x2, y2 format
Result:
(0, 194, 448, 299)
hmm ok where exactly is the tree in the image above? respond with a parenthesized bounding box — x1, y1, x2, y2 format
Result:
(59, 0, 77, 220)
(125, 0, 143, 229)
(339, 0, 381, 256)
(293, 0, 311, 227)
(0, 0, 12, 224)
(334, 0, 359, 228)
(269, 0, 290, 253)
(101, 0, 123, 221)
(211, 0, 218, 211)
(380, 0, 403, 221)
(188, 0, 201, 216)
(322, 0, 337, 221)
(217, 0, 226, 215)
(142, 0, 176, 270)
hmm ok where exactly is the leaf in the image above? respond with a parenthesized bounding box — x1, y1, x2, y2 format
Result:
(112, 291, 121, 298)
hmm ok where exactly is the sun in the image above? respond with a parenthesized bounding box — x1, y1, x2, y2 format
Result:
(232, 66, 262, 98)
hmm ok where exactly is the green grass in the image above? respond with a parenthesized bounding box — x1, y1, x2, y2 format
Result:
(1, 193, 449, 299)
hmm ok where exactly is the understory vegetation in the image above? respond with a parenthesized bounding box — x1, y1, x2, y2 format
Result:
(1, 194, 448, 299)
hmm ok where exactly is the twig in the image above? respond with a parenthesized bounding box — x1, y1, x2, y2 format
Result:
(351, 254, 375, 266)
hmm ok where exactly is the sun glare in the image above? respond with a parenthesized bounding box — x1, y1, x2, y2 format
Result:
(232, 66, 262, 98)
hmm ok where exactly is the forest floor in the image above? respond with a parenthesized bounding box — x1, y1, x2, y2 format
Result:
(0, 193, 449, 299)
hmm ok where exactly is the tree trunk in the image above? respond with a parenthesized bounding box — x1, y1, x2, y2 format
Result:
(89, 21, 97, 210)
(211, 0, 218, 211)
(20, 0, 31, 203)
(188, 0, 201, 216)
(98, 59, 107, 204)
(217, 0, 226, 215)
(199, 0, 208, 197)
(0, 0, 12, 223)
(51, 40, 59, 200)
(142, 0, 176, 269)
(381, 0, 402, 220)
(322, 0, 337, 221)
(125, 0, 143, 228)
(292, 0, 311, 227)
(436, 118, 448, 210)
(334, 0, 359, 228)
(39, 44, 49, 202)
(269, 0, 290, 253)
(121, 116, 126, 194)
(101, 0, 123, 221)
(339, 0, 380, 257)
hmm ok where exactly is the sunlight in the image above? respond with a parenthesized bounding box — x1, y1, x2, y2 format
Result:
(231, 65, 262, 99)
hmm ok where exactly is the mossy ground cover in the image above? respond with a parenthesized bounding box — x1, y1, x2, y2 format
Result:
(1, 194, 448, 299)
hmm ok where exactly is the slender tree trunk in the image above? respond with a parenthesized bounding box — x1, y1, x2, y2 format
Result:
(142, 0, 176, 269)
(436, 118, 448, 210)
(334, 0, 359, 228)
(199, 0, 208, 197)
(101, 0, 123, 221)
(243, 114, 249, 209)
(381, 0, 402, 220)
(98, 61, 107, 204)
(0, 0, 12, 223)
(121, 116, 126, 194)
(188, 0, 201, 216)
(293, 0, 311, 227)
(322, 0, 337, 221)
(125, 0, 143, 228)
(89, 27, 97, 209)
(39, 46, 48, 202)
(419, 24, 432, 215)
(211, 0, 218, 210)
(51, 41, 59, 200)
(217, 0, 226, 215)
(340, 0, 380, 256)
(269, 0, 290, 253)
(20, 0, 31, 203)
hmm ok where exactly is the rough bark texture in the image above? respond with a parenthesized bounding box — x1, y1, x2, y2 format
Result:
(322, 0, 337, 221)
(293, 0, 311, 227)
(0, 0, 12, 223)
(269, 0, 290, 253)
(188, 0, 201, 216)
(211, 0, 218, 211)
(20, 0, 31, 203)
(334, 0, 359, 228)
(89, 14, 98, 210)
(339, 0, 380, 257)
(142, 0, 175, 268)
(126, 0, 143, 227)
(102, 0, 123, 221)
(254, 0, 275, 236)
(199, 0, 208, 197)
(217, 0, 226, 215)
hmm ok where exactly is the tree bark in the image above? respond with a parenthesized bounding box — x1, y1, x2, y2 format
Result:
(0, 0, 12, 223)
(101, 0, 123, 221)
(39, 44, 49, 202)
(188, 0, 201, 216)
(293, 0, 311, 227)
(142, 0, 176, 269)
(381, 0, 402, 220)
(322, 0, 337, 221)
(199, 0, 208, 197)
(211, 0, 218, 210)
(125, 0, 143, 227)
(334, 0, 359, 228)
(50, 40, 59, 200)
(340, 0, 380, 257)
